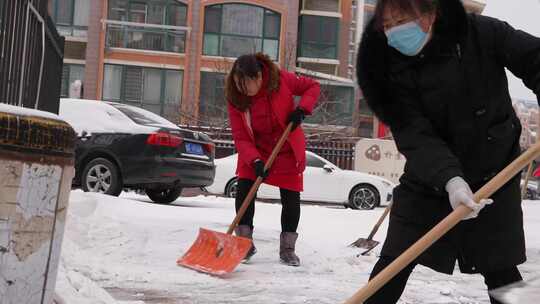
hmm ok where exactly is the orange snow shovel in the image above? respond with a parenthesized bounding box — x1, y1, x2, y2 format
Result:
(343, 141, 540, 304)
(177, 123, 294, 275)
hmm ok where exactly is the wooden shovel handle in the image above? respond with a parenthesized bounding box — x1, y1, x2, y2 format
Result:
(366, 201, 393, 241)
(226, 123, 294, 235)
(344, 141, 540, 304)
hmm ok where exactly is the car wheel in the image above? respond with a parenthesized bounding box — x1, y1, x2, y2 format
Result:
(81, 158, 122, 196)
(146, 187, 183, 204)
(225, 178, 238, 198)
(348, 184, 380, 210)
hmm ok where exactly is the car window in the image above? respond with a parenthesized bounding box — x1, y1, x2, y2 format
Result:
(306, 153, 326, 168)
(110, 103, 178, 128)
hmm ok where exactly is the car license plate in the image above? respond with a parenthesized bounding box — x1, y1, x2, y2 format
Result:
(185, 142, 204, 155)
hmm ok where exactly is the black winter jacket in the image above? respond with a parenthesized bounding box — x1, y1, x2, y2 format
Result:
(357, 0, 540, 273)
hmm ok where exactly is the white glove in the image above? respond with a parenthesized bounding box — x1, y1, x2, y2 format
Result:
(445, 177, 493, 220)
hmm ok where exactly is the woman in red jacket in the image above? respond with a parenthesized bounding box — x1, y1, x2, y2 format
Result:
(226, 53, 320, 266)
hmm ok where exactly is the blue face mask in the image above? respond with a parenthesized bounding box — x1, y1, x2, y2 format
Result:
(385, 21, 430, 56)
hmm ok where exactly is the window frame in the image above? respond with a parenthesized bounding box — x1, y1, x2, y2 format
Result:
(167, 2, 188, 26)
(202, 3, 281, 60)
(105, 0, 188, 53)
(199, 71, 228, 123)
(108, 0, 188, 26)
(60, 63, 85, 98)
(102, 64, 183, 117)
(52, 0, 89, 37)
(304, 82, 355, 126)
(128, 1, 148, 23)
(298, 14, 340, 59)
(302, 0, 341, 13)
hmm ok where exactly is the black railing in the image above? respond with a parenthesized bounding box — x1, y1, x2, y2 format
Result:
(0, 0, 64, 114)
(178, 124, 357, 170)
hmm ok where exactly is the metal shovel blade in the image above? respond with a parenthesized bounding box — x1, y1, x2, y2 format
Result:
(490, 276, 540, 304)
(349, 238, 380, 255)
(177, 228, 252, 276)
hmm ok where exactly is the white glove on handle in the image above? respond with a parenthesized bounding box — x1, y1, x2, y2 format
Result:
(445, 177, 494, 220)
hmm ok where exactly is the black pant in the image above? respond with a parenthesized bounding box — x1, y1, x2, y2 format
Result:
(235, 178, 300, 232)
(365, 256, 523, 304)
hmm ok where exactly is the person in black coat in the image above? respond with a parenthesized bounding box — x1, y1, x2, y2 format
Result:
(356, 0, 540, 303)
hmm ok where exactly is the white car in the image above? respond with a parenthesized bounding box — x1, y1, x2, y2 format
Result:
(521, 179, 539, 200)
(206, 151, 395, 210)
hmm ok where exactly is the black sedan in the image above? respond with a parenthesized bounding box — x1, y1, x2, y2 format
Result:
(59, 99, 215, 204)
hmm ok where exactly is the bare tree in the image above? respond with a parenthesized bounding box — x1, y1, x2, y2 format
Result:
(282, 36, 298, 72)
(194, 39, 262, 128)
(182, 57, 232, 129)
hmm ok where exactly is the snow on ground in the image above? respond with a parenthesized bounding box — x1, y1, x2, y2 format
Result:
(56, 190, 540, 304)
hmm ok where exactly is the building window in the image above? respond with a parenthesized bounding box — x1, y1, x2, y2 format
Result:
(61, 64, 85, 98)
(305, 83, 354, 126)
(203, 4, 281, 60)
(302, 0, 340, 13)
(299, 15, 339, 59)
(199, 72, 228, 125)
(358, 115, 374, 138)
(106, 0, 187, 53)
(102, 64, 183, 120)
(298, 62, 338, 75)
(52, 0, 90, 38)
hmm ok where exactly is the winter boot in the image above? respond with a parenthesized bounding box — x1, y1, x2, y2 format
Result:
(235, 225, 257, 263)
(279, 232, 300, 266)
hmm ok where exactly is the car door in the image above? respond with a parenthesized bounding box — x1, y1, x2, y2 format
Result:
(302, 153, 342, 202)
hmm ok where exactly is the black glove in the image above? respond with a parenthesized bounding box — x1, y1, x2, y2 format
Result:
(253, 159, 269, 179)
(287, 107, 305, 131)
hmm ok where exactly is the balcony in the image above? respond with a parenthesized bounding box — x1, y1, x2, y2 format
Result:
(105, 20, 188, 54)
(56, 25, 88, 39)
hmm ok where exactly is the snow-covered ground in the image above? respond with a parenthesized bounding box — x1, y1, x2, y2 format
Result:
(55, 190, 540, 304)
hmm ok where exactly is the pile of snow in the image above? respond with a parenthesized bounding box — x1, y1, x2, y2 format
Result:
(54, 253, 124, 304)
(56, 190, 540, 303)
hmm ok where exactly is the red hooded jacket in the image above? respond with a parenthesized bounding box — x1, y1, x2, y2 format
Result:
(228, 65, 320, 192)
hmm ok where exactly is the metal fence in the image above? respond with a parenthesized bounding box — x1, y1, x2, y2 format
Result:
(0, 0, 64, 114)
(180, 125, 357, 170)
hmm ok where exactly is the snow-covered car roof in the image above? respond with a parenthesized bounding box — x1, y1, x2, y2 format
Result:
(59, 98, 179, 136)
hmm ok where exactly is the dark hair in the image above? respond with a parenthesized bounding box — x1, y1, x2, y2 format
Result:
(225, 53, 265, 111)
(373, 0, 439, 30)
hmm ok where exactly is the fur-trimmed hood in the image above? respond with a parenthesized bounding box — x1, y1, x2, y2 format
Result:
(255, 52, 280, 93)
(226, 53, 281, 111)
(356, 0, 468, 126)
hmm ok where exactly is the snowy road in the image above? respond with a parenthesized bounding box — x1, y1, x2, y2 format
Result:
(55, 190, 540, 304)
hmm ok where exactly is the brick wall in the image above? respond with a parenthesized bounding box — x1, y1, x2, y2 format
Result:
(338, 0, 353, 78)
(83, 0, 105, 99)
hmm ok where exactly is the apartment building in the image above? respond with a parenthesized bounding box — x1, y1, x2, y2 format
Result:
(50, 0, 363, 133)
